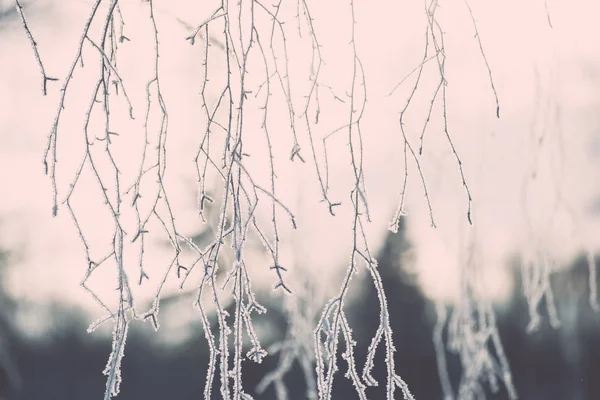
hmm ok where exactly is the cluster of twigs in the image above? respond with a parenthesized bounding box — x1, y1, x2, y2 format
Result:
(16, 0, 524, 399)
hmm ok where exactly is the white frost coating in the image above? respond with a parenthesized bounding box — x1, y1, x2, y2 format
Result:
(5, 0, 600, 399)
(103, 316, 129, 400)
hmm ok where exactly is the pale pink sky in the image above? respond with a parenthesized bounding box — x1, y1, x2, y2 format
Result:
(1, 0, 600, 337)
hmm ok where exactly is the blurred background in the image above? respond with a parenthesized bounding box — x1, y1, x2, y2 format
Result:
(0, 226, 599, 399)
(2, 0, 600, 399)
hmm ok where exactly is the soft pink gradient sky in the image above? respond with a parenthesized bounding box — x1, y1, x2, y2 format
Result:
(1, 0, 600, 337)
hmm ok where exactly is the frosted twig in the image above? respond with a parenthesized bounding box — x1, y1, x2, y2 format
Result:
(463, 0, 500, 118)
(15, 0, 58, 95)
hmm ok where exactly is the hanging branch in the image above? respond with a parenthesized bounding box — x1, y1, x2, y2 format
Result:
(463, 0, 500, 118)
(15, 0, 58, 95)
